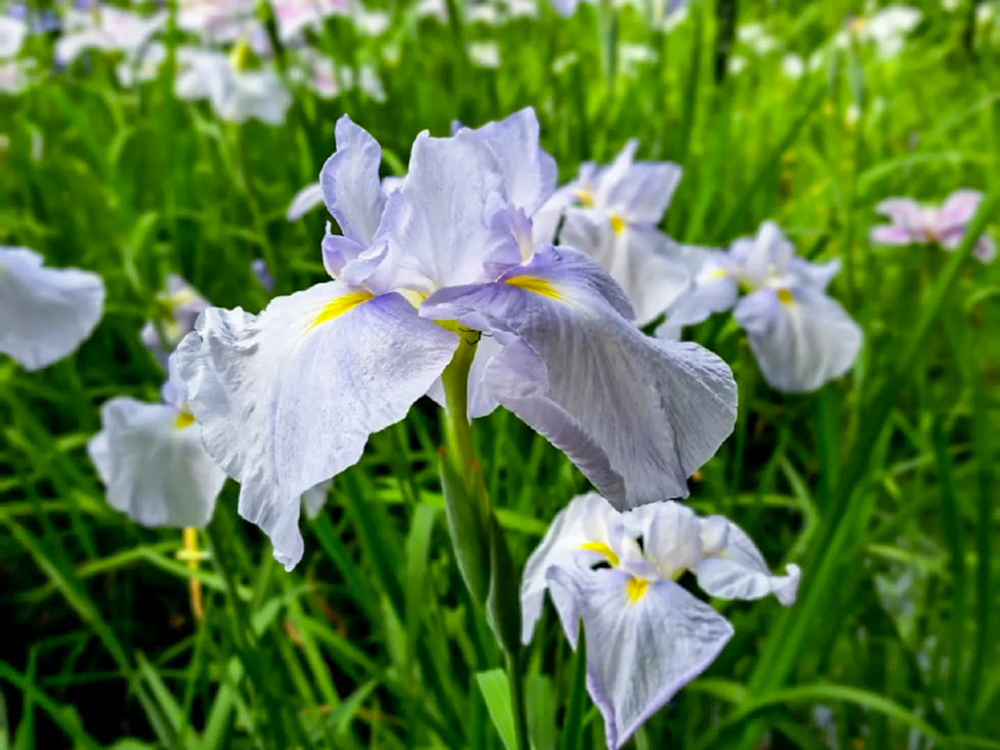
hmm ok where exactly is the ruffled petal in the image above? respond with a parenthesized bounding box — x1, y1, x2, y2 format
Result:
(176, 283, 457, 569)
(696, 515, 801, 606)
(734, 285, 862, 393)
(421, 246, 737, 507)
(467, 107, 558, 216)
(0, 247, 105, 371)
(371, 130, 519, 294)
(320, 115, 387, 246)
(88, 397, 226, 528)
(548, 566, 733, 750)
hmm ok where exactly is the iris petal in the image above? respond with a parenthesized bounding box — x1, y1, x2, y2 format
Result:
(176, 283, 457, 570)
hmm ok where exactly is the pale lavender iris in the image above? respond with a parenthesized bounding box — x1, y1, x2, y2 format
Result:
(140, 274, 210, 366)
(0, 246, 105, 371)
(534, 139, 689, 326)
(176, 108, 737, 570)
(522, 493, 799, 750)
(660, 221, 863, 394)
(869, 189, 996, 263)
(89, 364, 227, 529)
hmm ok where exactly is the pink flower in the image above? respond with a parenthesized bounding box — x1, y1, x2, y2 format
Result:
(870, 189, 995, 263)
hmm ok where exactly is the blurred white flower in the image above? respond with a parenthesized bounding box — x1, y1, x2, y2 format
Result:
(781, 53, 805, 79)
(352, 6, 389, 35)
(290, 47, 340, 98)
(839, 5, 922, 57)
(468, 4, 501, 24)
(116, 40, 166, 87)
(271, 0, 348, 41)
(0, 16, 27, 58)
(738, 21, 778, 54)
(469, 40, 500, 68)
(728, 54, 747, 75)
(0, 59, 34, 94)
(619, 42, 658, 77)
(178, 0, 259, 44)
(175, 47, 292, 125)
(55, 6, 167, 65)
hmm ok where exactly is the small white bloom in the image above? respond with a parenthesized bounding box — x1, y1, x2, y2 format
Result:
(469, 40, 501, 68)
(0, 16, 27, 59)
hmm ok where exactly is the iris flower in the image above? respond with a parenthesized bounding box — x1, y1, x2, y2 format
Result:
(55, 6, 166, 66)
(271, 0, 348, 42)
(534, 140, 689, 326)
(0, 16, 27, 58)
(660, 221, 862, 393)
(175, 46, 291, 125)
(0, 246, 105, 371)
(140, 274, 210, 366)
(869, 189, 995, 263)
(522, 492, 799, 750)
(177, 108, 737, 570)
(89, 367, 227, 528)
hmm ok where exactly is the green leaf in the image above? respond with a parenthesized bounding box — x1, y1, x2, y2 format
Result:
(476, 669, 517, 750)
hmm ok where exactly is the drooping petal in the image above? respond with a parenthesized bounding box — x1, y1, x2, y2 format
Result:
(88, 397, 226, 528)
(734, 285, 862, 393)
(421, 246, 737, 507)
(285, 181, 325, 221)
(520, 492, 626, 644)
(176, 283, 457, 569)
(467, 107, 558, 216)
(370, 130, 518, 294)
(873, 197, 924, 228)
(560, 210, 690, 326)
(869, 223, 916, 245)
(320, 115, 387, 245)
(657, 250, 739, 339)
(0, 247, 105, 371)
(548, 566, 733, 750)
(696, 515, 801, 606)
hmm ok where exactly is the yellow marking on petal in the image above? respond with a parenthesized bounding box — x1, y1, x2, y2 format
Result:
(397, 288, 427, 309)
(609, 213, 625, 234)
(776, 288, 794, 306)
(706, 268, 728, 280)
(581, 541, 619, 567)
(626, 578, 649, 603)
(506, 276, 562, 300)
(574, 189, 595, 207)
(311, 291, 373, 328)
(229, 37, 252, 71)
(175, 412, 196, 429)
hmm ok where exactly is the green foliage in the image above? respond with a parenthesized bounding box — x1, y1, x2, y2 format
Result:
(2, 0, 999, 748)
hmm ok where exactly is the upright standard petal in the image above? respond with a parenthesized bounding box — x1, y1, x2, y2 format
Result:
(697, 515, 801, 605)
(0, 247, 105, 371)
(734, 285, 862, 393)
(560, 209, 690, 325)
(88, 397, 227, 528)
(657, 249, 739, 338)
(176, 283, 457, 569)
(421, 246, 737, 507)
(593, 142, 683, 226)
(548, 566, 733, 750)
(320, 115, 387, 245)
(372, 130, 518, 294)
(466, 107, 558, 216)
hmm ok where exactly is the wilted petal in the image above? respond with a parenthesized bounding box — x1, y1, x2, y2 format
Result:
(372, 130, 518, 294)
(176, 283, 457, 569)
(548, 566, 733, 750)
(0, 247, 105, 371)
(421, 246, 737, 507)
(286, 181, 325, 221)
(88, 397, 226, 528)
(466, 107, 558, 216)
(560, 210, 689, 325)
(696, 515, 801, 605)
(320, 115, 387, 245)
(734, 285, 862, 393)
